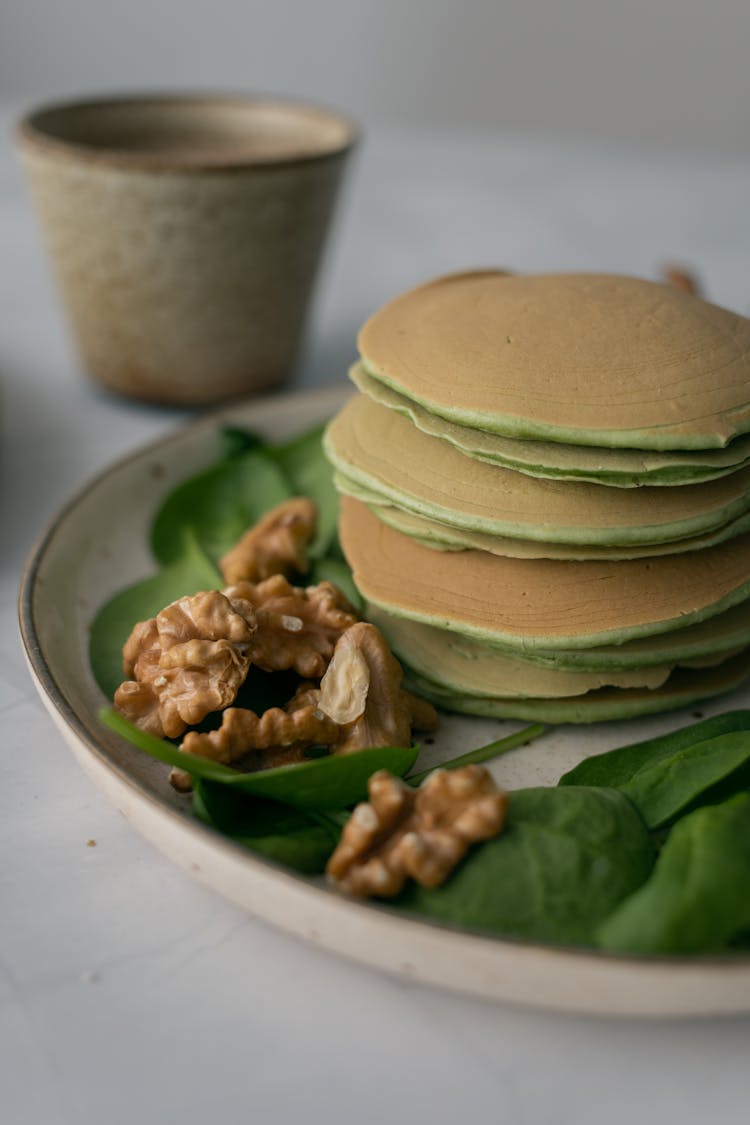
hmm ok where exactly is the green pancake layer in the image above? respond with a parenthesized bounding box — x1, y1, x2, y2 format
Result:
(326, 396, 750, 549)
(366, 605, 675, 699)
(367, 597, 750, 673)
(402, 649, 750, 724)
(339, 496, 750, 652)
(355, 493, 750, 562)
(351, 362, 750, 487)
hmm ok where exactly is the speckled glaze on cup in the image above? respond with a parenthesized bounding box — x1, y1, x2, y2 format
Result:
(17, 95, 356, 405)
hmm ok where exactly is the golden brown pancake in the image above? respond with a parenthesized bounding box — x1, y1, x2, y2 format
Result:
(358, 272, 750, 449)
(326, 395, 750, 547)
(339, 496, 750, 649)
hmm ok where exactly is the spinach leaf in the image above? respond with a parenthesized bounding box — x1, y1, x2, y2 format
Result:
(617, 732, 750, 829)
(235, 827, 336, 874)
(597, 793, 750, 954)
(89, 531, 221, 698)
(150, 449, 292, 566)
(219, 426, 264, 460)
(193, 780, 337, 874)
(397, 786, 654, 946)
(559, 711, 750, 789)
(240, 743, 418, 809)
(559, 712, 750, 829)
(193, 779, 313, 836)
(269, 422, 341, 560)
(99, 708, 418, 809)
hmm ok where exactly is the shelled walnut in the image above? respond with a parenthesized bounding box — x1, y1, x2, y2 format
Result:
(114, 590, 255, 738)
(113, 509, 440, 796)
(219, 497, 317, 584)
(226, 575, 359, 679)
(165, 619, 440, 790)
(326, 765, 508, 897)
(170, 687, 340, 790)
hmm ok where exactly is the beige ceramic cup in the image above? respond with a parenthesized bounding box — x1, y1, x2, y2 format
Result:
(18, 94, 356, 405)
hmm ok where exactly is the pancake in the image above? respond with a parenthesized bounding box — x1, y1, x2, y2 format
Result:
(331, 271, 750, 723)
(358, 272, 750, 449)
(339, 496, 750, 650)
(355, 493, 750, 562)
(402, 649, 750, 723)
(367, 592, 750, 672)
(351, 362, 750, 487)
(326, 395, 750, 548)
(365, 605, 675, 699)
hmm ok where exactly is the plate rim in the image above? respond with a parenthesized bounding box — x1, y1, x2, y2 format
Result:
(18, 383, 750, 1018)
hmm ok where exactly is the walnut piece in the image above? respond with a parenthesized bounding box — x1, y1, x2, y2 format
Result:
(170, 689, 340, 790)
(122, 618, 160, 680)
(114, 589, 255, 738)
(402, 690, 441, 734)
(326, 765, 508, 897)
(113, 679, 164, 737)
(219, 498, 318, 585)
(157, 590, 256, 648)
(318, 633, 371, 724)
(319, 622, 438, 753)
(114, 563, 441, 804)
(225, 575, 358, 679)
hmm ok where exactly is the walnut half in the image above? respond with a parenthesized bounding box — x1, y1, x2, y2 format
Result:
(114, 590, 255, 738)
(318, 622, 438, 752)
(326, 765, 508, 897)
(219, 498, 317, 585)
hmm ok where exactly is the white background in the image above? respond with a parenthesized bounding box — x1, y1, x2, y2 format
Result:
(3, 0, 750, 152)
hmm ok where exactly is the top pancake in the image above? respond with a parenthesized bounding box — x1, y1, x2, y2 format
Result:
(358, 271, 750, 450)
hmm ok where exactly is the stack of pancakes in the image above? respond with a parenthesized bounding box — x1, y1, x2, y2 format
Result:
(325, 271, 750, 721)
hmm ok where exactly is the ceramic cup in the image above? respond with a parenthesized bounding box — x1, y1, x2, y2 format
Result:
(17, 94, 356, 405)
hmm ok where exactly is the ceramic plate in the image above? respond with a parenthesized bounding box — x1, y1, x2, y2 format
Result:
(20, 385, 750, 1017)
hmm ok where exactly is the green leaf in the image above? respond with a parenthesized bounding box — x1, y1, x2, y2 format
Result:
(597, 793, 750, 954)
(150, 448, 292, 566)
(559, 712, 750, 829)
(239, 743, 419, 809)
(193, 780, 337, 874)
(219, 426, 264, 460)
(397, 786, 655, 946)
(236, 828, 336, 874)
(559, 710, 750, 789)
(193, 780, 314, 836)
(99, 709, 419, 810)
(89, 530, 221, 699)
(269, 423, 340, 560)
(617, 732, 750, 829)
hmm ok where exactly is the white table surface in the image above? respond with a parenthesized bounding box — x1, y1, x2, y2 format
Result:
(3, 103, 750, 1123)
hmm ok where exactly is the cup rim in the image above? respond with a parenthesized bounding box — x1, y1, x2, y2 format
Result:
(16, 91, 359, 172)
